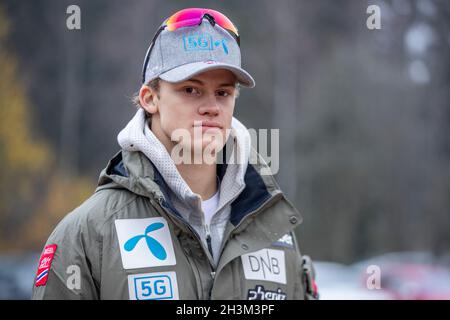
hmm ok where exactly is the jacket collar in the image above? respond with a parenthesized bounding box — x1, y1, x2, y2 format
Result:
(96, 148, 302, 230)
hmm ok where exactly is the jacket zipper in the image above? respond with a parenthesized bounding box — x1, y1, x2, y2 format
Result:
(153, 197, 216, 269)
(154, 197, 217, 300)
(204, 223, 214, 258)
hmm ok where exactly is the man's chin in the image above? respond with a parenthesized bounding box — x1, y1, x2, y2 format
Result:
(193, 140, 223, 154)
(169, 139, 224, 165)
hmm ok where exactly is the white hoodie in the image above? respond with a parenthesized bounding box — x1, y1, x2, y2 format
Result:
(117, 109, 251, 267)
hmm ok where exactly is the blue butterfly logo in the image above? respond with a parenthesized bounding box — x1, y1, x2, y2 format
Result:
(124, 222, 167, 260)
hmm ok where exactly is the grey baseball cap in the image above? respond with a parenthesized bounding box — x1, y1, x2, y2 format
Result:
(142, 18, 255, 88)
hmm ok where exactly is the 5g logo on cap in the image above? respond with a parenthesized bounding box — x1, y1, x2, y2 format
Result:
(183, 34, 229, 54)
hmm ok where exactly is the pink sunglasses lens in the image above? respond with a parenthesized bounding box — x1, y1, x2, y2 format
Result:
(204, 9, 238, 36)
(165, 8, 238, 36)
(165, 8, 203, 31)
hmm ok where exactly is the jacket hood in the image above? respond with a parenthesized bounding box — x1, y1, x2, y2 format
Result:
(96, 147, 290, 226)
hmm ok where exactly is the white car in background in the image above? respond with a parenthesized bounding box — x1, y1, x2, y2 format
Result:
(314, 261, 394, 300)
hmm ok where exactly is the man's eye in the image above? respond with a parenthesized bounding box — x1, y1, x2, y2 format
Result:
(217, 90, 230, 97)
(184, 87, 199, 95)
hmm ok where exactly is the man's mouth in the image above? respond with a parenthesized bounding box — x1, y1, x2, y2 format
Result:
(193, 121, 223, 130)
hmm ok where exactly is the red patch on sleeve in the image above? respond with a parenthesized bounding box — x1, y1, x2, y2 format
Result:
(35, 244, 57, 287)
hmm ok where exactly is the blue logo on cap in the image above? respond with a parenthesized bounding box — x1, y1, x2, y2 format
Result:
(183, 34, 228, 54)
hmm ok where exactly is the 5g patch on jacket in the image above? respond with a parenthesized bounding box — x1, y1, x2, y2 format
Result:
(127, 271, 179, 300)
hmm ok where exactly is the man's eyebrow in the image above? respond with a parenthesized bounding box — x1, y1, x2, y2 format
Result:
(184, 78, 236, 87)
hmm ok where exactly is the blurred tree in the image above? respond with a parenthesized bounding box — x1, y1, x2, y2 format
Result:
(0, 5, 52, 249)
(295, 0, 450, 262)
(0, 4, 94, 251)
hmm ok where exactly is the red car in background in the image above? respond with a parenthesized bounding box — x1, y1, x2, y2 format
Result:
(353, 252, 450, 300)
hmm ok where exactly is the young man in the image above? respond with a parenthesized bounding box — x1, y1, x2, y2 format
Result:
(32, 8, 318, 300)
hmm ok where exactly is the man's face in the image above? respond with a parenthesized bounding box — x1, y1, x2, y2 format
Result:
(146, 69, 238, 161)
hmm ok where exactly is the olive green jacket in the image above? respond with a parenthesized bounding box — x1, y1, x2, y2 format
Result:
(32, 149, 317, 300)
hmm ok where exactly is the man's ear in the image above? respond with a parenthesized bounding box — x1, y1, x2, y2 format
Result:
(139, 85, 159, 114)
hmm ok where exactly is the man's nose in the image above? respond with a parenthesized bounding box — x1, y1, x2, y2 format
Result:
(198, 95, 220, 116)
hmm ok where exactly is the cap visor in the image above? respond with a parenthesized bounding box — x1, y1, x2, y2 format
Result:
(159, 61, 255, 88)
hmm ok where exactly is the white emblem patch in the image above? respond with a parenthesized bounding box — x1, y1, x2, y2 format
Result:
(241, 249, 286, 284)
(115, 217, 176, 269)
(272, 233, 294, 248)
(128, 271, 179, 300)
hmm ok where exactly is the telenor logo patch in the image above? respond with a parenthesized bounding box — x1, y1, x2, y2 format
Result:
(115, 217, 176, 270)
(124, 222, 167, 260)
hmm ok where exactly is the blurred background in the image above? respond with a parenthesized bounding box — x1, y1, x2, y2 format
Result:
(0, 0, 449, 299)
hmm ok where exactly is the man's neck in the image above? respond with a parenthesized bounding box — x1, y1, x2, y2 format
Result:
(175, 162, 218, 201)
(149, 119, 218, 201)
